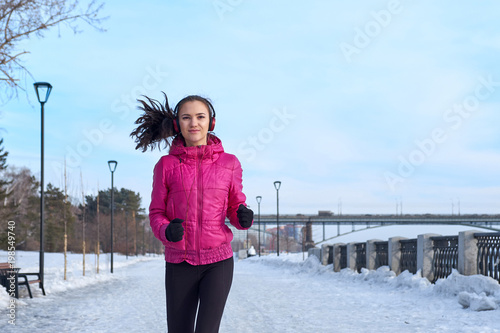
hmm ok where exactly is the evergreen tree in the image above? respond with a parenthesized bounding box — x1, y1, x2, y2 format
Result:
(83, 187, 145, 255)
(0, 167, 39, 250)
(44, 183, 74, 252)
(0, 138, 10, 205)
(85, 187, 145, 219)
(0, 138, 11, 249)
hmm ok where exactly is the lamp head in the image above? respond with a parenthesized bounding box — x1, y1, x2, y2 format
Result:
(33, 82, 52, 104)
(273, 181, 281, 191)
(256, 196, 262, 204)
(108, 160, 118, 173)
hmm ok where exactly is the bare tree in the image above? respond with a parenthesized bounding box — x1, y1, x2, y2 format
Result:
(0, 0, 106, 101)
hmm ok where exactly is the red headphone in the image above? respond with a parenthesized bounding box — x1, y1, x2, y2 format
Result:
(173, 98, 216, 134)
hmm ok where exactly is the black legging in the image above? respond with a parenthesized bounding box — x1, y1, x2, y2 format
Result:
(165, 257, 234, 333)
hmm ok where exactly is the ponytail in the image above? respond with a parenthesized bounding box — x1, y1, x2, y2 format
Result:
(130, 92, 177, 152)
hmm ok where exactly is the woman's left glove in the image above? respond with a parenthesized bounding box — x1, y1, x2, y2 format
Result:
(165, 218, 184, 242)
(237, 204, 254, 228)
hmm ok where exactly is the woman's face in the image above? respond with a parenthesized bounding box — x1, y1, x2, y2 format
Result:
(178, 101, 211, 147)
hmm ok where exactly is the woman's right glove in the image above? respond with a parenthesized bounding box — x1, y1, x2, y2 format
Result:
(237, 204, 254, 228)
(165, 218, 184, 242)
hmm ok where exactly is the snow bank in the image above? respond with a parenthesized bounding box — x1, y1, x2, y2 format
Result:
(245, 253, 332, 276)
(0, 286, 9, 310)
(246, 253, 500, 311)
(434, 270, 500, 311)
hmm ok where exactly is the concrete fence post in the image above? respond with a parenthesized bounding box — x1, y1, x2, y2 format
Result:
(321, 244, 331, 265)
(458, 230, 480, 276)
(388, 236, 407, 275)
(333, 243, 345, 272)
(347, 242, 357, 271)
(417, 233, 440, 281)
(308, 247, 321, 260)
(366, 239, 383, 270)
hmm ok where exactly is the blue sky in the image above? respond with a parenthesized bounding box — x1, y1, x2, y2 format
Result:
(1, 0, 499, 214)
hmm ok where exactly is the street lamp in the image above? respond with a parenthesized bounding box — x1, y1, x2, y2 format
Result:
(256, 196, 262, 257)
(274, 181, 281, 256)
(125, 210, 128, 259)
(108, 160, 118, 273)
(34, 81, 52, 293)
(246, 206, 249, 251)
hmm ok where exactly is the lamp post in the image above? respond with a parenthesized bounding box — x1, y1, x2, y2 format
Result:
(274, 181, 281, 256)
(125, 210, 128, 259)
(108, 160, 118, 273)
(256, 196, 262, 257)
(34, 82, 52, 291)
(246, 206, 249, 251)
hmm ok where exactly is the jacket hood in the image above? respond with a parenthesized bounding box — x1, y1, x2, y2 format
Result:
(169, 134, 224, 161)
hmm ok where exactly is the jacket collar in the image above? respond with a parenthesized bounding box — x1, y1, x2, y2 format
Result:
(169, 134, 224, 162)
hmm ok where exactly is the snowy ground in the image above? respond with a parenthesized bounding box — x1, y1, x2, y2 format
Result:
(1, 248, 499, 333)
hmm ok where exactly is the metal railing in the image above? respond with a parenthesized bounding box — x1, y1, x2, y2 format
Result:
(400, 239, 417, 274)
(476, 232, 500, 282)
(431, 235, 458, 282)
(340, 245, 347, 269)
(355, 243, 366, 272)
(375, 241, 388, 268)
(327, 245, 333, 265)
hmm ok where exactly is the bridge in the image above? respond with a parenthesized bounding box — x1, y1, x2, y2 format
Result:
(230, 214, 500, 250)
(253, 214, 500, 226)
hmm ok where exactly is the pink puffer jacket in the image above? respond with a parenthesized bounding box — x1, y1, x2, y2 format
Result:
(149, 135, 250, 265)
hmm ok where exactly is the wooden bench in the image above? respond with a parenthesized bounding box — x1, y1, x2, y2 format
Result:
(0, 262, 46, 298)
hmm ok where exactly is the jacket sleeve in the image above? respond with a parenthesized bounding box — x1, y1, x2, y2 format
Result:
(149, 157, 170, 243)
(227, 156, 252, 230)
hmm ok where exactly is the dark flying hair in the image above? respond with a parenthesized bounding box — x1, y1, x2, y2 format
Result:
(130, 92, 176, 152)
(130, 93, 215, 152)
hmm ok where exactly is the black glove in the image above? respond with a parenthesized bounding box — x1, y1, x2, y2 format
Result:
(165, 218, 184, 242)
(237, 204, 253, 228)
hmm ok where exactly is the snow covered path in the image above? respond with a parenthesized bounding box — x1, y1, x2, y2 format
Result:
(5, 259, 166, 332)
(225, 256, 498, 333)
(1, 253, 499, 332)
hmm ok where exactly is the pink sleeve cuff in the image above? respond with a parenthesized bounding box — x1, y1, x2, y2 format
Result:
(159, 223, 168, 242)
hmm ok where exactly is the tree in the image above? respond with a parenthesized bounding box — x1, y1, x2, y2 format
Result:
(0, 164, 152, 254)
(83, 187, 145, 255)
(0, 0, 106, 100)
(44, 183, 74, 252)
(0, 166, 39, 250)
(0, 138, 10, 205)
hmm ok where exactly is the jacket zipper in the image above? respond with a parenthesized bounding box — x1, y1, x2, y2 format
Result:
(179, 158, 188, 261)
(196, 146, 204, 264)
